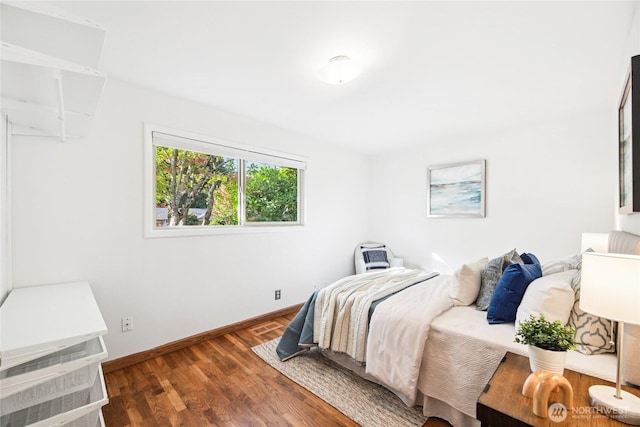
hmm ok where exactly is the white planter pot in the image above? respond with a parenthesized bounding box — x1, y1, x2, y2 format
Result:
(528, 345, 567, 375)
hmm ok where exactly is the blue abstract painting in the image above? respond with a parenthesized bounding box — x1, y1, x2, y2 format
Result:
(428, 160, 485, 217)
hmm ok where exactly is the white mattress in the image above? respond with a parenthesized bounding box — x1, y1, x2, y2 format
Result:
(417, 305, 617, 427)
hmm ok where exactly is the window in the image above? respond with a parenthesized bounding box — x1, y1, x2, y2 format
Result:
(144, 124, 306, 237)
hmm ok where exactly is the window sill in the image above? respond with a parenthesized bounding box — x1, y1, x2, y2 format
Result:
(143, 224, 305, 238)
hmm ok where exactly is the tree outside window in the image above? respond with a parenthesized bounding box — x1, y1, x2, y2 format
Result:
(155, 147, 238, 227)
(245, 162, 298, 223)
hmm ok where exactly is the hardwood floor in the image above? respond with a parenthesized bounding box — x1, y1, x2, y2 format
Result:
(102, 313, 452, 427)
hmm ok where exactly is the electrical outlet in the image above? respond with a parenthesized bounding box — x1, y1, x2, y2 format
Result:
(122, 316, 133, 332)
(275, 289, 281, 300)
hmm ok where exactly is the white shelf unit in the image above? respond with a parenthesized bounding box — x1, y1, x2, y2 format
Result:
(0, 2, 107, 142)
(0, 282, 109, 426)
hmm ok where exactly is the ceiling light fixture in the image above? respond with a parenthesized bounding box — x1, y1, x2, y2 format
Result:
(321, 55, 360, 85)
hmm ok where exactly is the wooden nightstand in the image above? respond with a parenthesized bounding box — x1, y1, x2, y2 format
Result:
(477, 351, 640, 426)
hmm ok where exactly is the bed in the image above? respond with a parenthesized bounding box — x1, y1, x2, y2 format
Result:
(276, 232, 640, 427)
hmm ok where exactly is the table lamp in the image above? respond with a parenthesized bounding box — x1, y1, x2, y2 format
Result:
(580, 252, 640, 425)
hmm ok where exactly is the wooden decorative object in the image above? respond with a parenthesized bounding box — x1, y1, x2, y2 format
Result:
(522, 370, 549, 398)
(522, 370, 574, 418)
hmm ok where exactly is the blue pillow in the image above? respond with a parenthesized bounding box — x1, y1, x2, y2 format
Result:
(487, 253, 542, 324)
(520, 252, 539, 265)
(361, 246, 390, 270)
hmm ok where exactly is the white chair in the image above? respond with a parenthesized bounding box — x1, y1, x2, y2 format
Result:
(354, 243, 403, 274)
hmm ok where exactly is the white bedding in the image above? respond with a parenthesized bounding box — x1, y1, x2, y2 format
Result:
(418, 304, 618, 427)
(314, 267, 435, 362)
(366, 274, 453, 406)
(315, 270, 618, 427)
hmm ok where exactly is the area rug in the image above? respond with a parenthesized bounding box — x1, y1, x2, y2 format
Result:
(252, 338, 428, 426)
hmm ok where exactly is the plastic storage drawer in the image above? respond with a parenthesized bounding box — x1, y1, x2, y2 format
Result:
(0, 282, 108, 371)
(0, 337, 107, 400)
(0, 365, 108, 427)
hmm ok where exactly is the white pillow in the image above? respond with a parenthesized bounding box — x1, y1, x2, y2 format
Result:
(449, 258, 489, 306)
(515, 269, 577, 330)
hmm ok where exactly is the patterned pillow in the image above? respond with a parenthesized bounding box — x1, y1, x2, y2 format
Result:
(569, 268, 616, 355)
(361, 246, 390, 270)
(541, 253, 582, 276)
(476, 249, 522, 311)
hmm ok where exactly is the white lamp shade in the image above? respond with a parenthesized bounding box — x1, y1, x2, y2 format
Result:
(580, 252, 640, 325)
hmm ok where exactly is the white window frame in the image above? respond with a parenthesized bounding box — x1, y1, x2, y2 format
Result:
(144, 123, 306, 238)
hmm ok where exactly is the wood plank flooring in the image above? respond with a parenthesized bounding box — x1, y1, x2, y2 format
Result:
(102, 312, 452, 427)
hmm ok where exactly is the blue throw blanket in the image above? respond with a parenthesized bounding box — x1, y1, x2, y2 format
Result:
(276, 290, 319, 361)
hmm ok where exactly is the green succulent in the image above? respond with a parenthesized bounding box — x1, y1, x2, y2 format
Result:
(514, 313, 576, 351)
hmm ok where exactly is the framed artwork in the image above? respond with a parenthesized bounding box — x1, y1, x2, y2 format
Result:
(619, 55, 639, 214)
(427, 159, 486, 218)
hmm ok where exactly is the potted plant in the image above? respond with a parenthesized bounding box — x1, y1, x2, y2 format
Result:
(515, 313, 576, 374)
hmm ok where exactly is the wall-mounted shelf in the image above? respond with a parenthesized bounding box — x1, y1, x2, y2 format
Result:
(0, 2, 107, 142)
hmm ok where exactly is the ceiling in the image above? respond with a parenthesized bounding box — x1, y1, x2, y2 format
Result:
(53, 1, 637, 154)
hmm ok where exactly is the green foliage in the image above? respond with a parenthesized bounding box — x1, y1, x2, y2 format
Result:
(155, 147, 298, 226)
(155, 146, 237, 226)
(514, 314, 576, 351)
(211, 180, 238, 225)
(184, 213, 200, 225)
(155, 146, 173, 206)
(245, 163, 298, 222)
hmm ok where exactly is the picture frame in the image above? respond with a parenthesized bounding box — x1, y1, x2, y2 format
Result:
(619, 54, 639, 214)
(427, 159, 486, 218)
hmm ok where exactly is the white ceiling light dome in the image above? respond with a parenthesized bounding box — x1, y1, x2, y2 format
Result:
(320, 55, 360, 85)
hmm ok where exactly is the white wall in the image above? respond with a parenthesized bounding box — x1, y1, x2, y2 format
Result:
(367, 110, 616, 273)
(370, 2, 640, 267)
(10, 78, 370, 360)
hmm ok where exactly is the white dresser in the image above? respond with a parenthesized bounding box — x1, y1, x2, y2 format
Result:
(0, 282, 108, 426)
